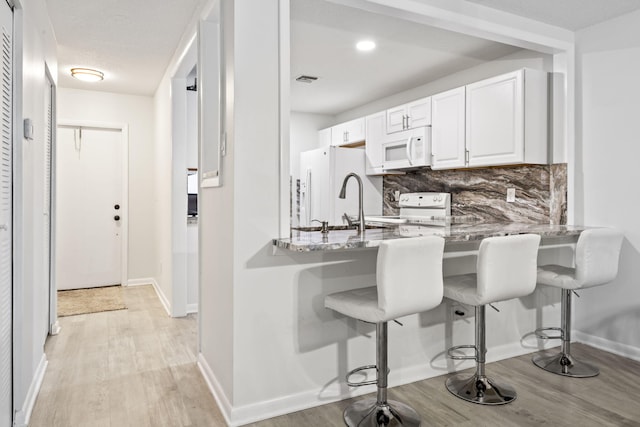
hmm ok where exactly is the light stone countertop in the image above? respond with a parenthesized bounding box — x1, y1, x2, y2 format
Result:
(273, 222, 589, 252)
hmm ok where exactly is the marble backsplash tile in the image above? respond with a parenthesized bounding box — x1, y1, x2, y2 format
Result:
(383, 164, 567, 224)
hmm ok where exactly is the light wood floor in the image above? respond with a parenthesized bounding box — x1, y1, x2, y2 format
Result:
(30, 285, 226, 427)
(31, 285, 640, 426)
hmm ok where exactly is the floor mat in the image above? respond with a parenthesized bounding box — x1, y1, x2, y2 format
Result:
(57, 285, 127, 317)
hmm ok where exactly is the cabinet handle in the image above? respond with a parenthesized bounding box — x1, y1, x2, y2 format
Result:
(403, 115, 407, 130)
(465, 149, 470, 165)
(344, 131, 348, 142)
(405, 115, 410, 129)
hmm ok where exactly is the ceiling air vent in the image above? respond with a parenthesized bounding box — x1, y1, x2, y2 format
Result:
(296, 75, 318, 83)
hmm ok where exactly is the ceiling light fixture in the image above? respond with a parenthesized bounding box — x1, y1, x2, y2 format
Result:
(356, 40, 376, 52)
(70, 68, 104, 82)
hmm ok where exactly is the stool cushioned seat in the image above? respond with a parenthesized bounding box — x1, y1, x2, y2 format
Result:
(537, 228, 623, 290)
(536, 264, 579, 289)
(325, 286, 384, 323)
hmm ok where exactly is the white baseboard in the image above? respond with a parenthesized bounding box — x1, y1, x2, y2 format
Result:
(127, 278, 156, 287)
(197, 342, 540, 426)
(574, 330, 640, 362)
(128, 278, 171, 316)
(197, 353, 234, 426)
(186, 303, 198, 314)
(50, 320, 61, 336)
(13, 354, 48, 427)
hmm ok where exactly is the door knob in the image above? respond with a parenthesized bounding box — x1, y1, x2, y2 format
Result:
(114, 204, 120, 210)
(114, 215, 120, 221)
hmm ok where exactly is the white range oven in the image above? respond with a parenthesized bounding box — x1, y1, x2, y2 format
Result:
(366, 192, 451, 236)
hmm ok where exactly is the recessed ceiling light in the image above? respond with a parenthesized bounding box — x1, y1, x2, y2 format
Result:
(70, 68, 104, 82)
(356, 40, 376, 52)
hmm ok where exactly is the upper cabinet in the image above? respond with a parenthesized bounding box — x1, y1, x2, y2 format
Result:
(431, 68, 547, 170)
(466, 69, 547, 167)
(431, 87, 466, 170)
(386, 97, 431, 133)
(329, 117, 365, 146)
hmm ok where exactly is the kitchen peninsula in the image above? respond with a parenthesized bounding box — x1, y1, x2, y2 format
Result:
(274, 221, 587, 252)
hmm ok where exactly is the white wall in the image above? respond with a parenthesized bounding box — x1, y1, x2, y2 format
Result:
(56, 88, 157, 283)
(574, 10, 640, 357)
(290, 111, 333, 180)
(13, 0, 58, 424)
(153, 77, 174, 313)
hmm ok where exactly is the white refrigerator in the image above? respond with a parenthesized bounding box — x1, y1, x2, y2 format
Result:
(299, 146, 383, 227)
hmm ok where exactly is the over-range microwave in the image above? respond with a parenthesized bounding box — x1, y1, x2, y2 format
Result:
(381, 126, 431, 170)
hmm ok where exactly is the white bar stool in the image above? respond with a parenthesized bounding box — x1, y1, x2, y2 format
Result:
(444, 234, 541, 405)
(533, 228, 623, 377)
(325, 236, 445, 427)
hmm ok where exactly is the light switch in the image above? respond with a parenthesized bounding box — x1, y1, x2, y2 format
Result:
(23, 118, 34, 140)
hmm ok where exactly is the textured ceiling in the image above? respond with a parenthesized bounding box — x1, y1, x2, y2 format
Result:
(464, 0, 640, 31)
(47, 0, 210, 96)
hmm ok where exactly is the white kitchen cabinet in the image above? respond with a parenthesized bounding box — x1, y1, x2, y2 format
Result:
(466, 68, 547, 167)
(386, 97, 431, 134)
(431, 86, 466, 169)
(365, 111, 385, 175)
(330, 117, 365, 146)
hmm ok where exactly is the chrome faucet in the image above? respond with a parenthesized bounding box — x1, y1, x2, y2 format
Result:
(339, 172, 365, 234)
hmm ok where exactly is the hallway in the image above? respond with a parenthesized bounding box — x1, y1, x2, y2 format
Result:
(30, 285, 225, 426)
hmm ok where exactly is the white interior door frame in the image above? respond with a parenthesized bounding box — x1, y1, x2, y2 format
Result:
(54, 120, 129, 290)
(170, 33, 197, 318)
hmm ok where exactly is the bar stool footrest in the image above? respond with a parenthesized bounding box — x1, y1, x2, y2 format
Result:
(534, 326, 563, 340)
(447, 344, 477, 361)
(346, 365, 377, 387)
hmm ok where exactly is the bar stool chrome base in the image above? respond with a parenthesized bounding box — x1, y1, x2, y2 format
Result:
(343, 397, 421, 427)
(532, 351, 599, 378)
(445, 373, 517, 405)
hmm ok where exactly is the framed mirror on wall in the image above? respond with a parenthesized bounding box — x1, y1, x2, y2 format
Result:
(198, 19, 222, 188)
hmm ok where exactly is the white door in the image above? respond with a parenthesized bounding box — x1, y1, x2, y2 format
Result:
(0, 0, 12, 425)
(55, 126, 123, 290)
